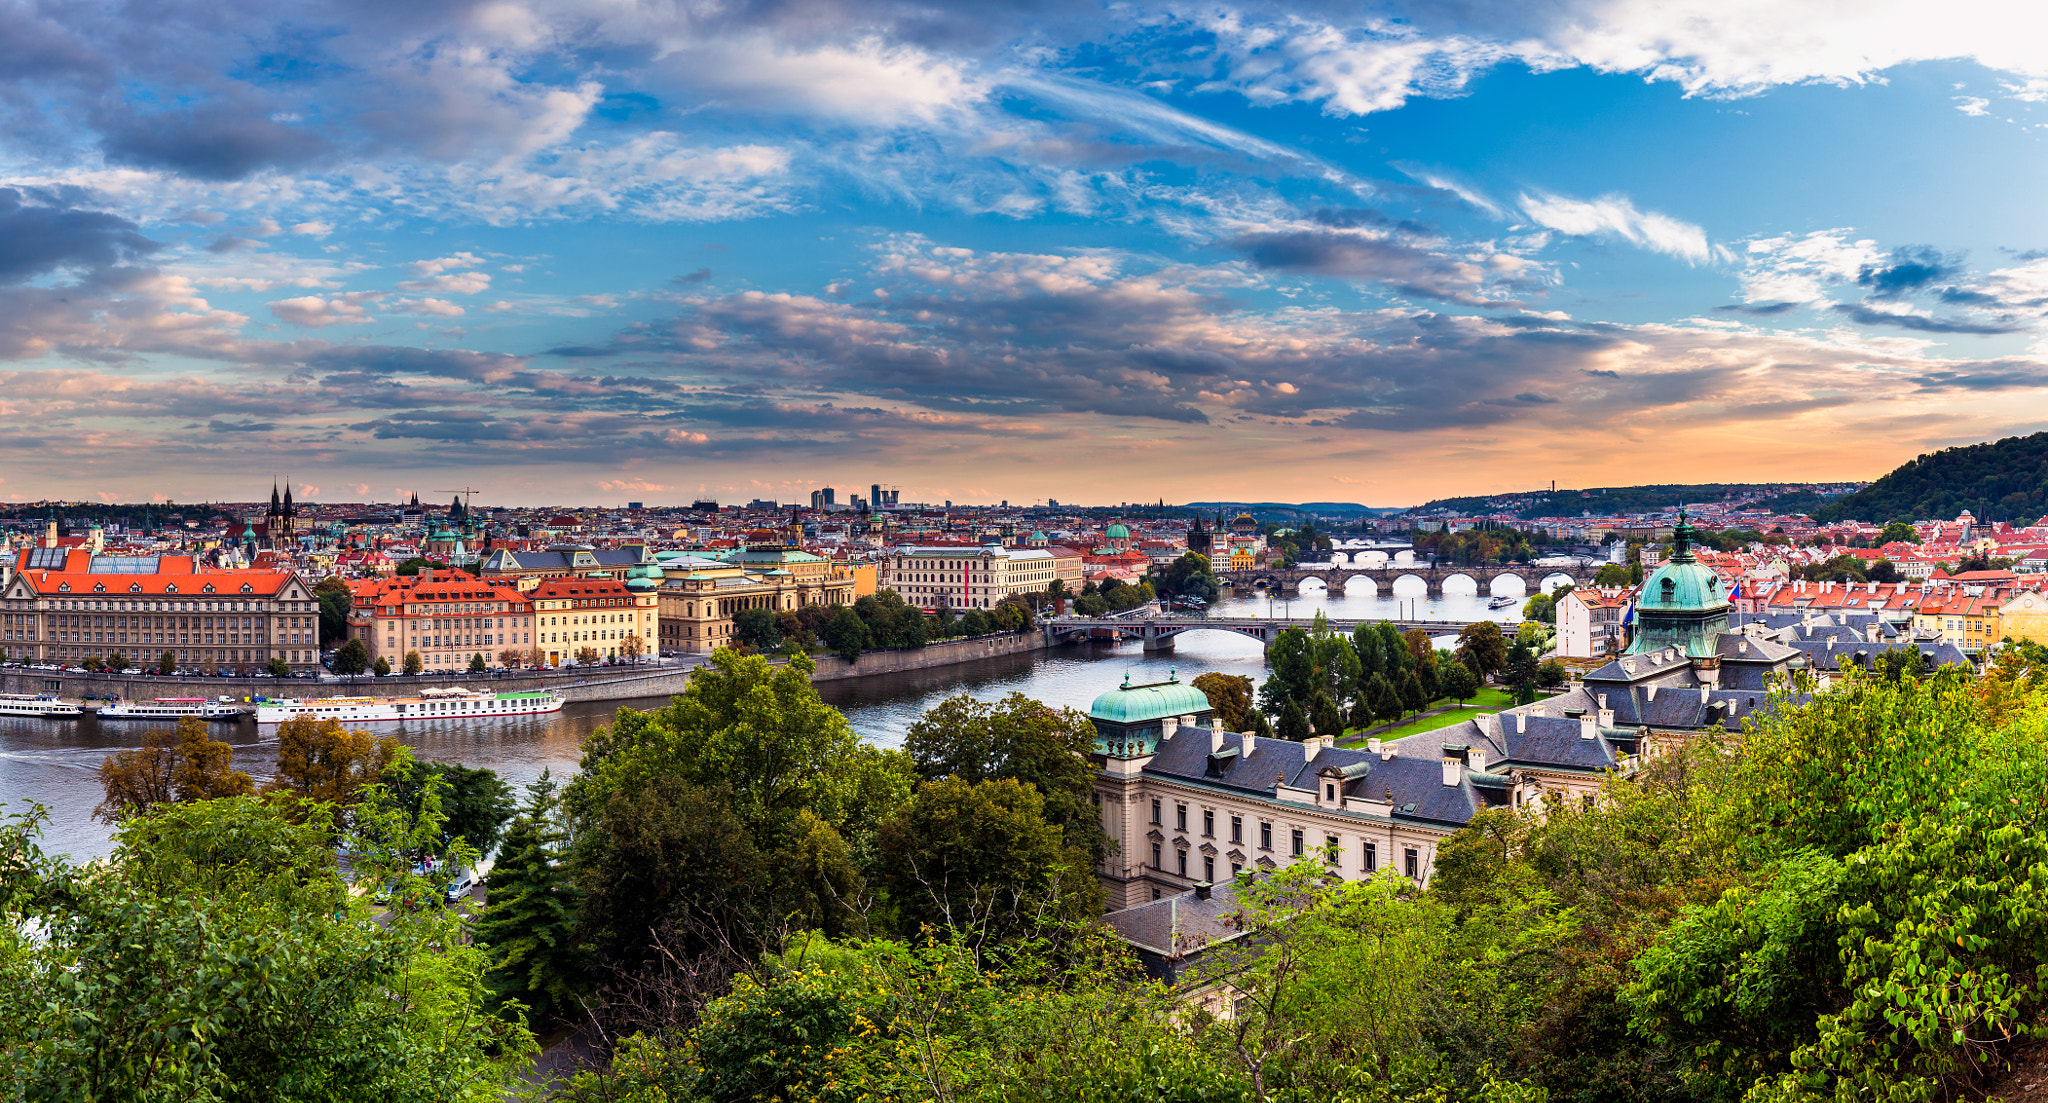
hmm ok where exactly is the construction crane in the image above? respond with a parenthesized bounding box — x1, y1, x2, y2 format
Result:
(435, 486, 482, 518)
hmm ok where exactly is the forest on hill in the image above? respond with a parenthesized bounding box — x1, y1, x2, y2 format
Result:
(1815, 432, 2048, 523)
(1414, 483, 1856, 520)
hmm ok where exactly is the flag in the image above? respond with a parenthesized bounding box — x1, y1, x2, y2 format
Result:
(1621, 601, 1636, 627)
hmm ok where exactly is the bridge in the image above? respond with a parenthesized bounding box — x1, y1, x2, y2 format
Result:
(1042, 613, 1484, 653)
(1215, 563, 1600, 597)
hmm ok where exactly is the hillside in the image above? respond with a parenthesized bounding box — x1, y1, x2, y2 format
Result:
(1814, 432, 2048, 523)
(1414, 483, 1859, 520)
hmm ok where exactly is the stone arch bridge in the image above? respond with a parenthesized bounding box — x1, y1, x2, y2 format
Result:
(1043, 614, 1474, 653)
(1216, 564, 1598, 597)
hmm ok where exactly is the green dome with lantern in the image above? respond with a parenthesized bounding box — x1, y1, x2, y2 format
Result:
(1088, 671, 1215, 759)
(1627, 510, 1731, 660)
(623, 561, 662, 591)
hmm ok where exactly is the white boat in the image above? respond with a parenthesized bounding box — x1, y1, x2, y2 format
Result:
(1488, 595, 1517, 609)
(97, 697, 243, 721)
(0, 693, 84, 718)
(254, 689, 564, 724)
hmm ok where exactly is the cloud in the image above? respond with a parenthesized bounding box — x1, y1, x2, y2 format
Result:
(1955, 96, 1992, 116)
(389, 297, 466, 318)
(1518, 191, 1712, 262)
(98, 104, 330, 181)
(1829, 302, 2022, 335)
(396, 271, 491, 295)
(406, 253, 485, 278)
(598, 477, 669, 493)
(268, 295, 374, 327)
(1856, 246, 1963, 299)
(1228, 222, 1542, 306)
(0, 187, 158, 284)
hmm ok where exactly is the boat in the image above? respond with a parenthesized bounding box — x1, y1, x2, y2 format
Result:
(1487, 595, 1517, 609)
(254, 689, 565, 724)
(97, 697, 243, 721)
(0, 693, 84, 718)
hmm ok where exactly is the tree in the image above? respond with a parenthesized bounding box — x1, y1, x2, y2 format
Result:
(159, 650, 176, 675)
(877, 776, 1102, 950)
(1399, 669, 1428, 714)
(108, 650, 128, 671)
(389, 760, 515, 855)
(1151, 550, 1220, 603)
(314, 575, 352, 645)
(619, 632, 646, 663)
(824, 605, 868, 662)
(1538, 658, 1569, 688)
(94, 717, 255, 822)
(575, 646, 599, 665)
(269, 716, 405, 805)
(1366, 671, 1400, 722)
(1502, 639, 1540, 704)
(1523, 592, 1556, 624)
(1193, 671, 1258, 731)
(468, 652, 487, 673)
(1310, 692, 1343, 737)
(498, 647, 523, 668)
(471, 772, 586, 1025)
(83, 655, 102, 672)
(1879, 520, 1918, 545)
(1593, 563, 1633, 586)
(1456, 620, 1509, 680)
(903, 693, 1109, 866)
(733, 607, 782, 650)
(1440, 659, 1479, 705)
(374, 656, 392, 677)
(267, 656, 291, 677)
(333, 637, 369, 677)
(0, 796, 536, 1100)
(526, 646, 546, 669)
(403, 649, 424, 675)
(1277, 697, 1311, 741)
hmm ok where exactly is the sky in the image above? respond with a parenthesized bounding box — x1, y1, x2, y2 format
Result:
(6, 1, 2048, 508)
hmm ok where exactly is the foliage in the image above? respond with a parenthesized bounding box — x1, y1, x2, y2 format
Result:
(825, 604, 870, 661)
(158, 649, 176, 675)
(333, 636, 369, 675)
(733, 606, 782, 650)
(468, 652, 487, 672)
(267, 715, 406, 805)
(1593, 562, 1641, 586)
(1278, 697, 1311, 740)
(266, 655, 291, 677)
(315, 576, 352, 645)
(403, 648, 424, 675)
(1194, 671, 1259, 731)
(1440, 660, 1480, 705)
(1153, 550, 1222, 603)
(1523, 592, 1555, 624)
(1457, 621, 1509, 680)
(903, 692, 1109, 866)
(374, 656, 392, 676)
(877, 776, 1103, 950)
(1880, 520, 1919, 544)
(0, 795, 535, 1101)
(388, 759, 515, 855)
(855, 590, 930, 649)
(94, 716, 254, 822)
(1816, 431, 2048, 522)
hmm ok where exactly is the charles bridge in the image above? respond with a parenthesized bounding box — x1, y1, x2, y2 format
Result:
(1044, 612, 1482, 653)
(1214, 563, 1600, 597)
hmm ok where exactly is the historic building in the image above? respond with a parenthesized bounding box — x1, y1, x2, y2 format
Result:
(346, 571, 537, 671)
(3, 547, 320, 671)
(478, 543, 656, 582)
(882, 544, 1062, 613)
(531, 574, 659, 666)
(656, 546, 857, 653)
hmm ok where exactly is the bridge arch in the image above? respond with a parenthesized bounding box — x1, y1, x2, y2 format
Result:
(1539, 572, 1577, 595)
(1391, 573, 1429, 597)
(1341, 574, 1378, 597)
(1391, 550, 1417, 566)
(1296, 575, 1328, 592)
(1440, 572, 1479, 596)
(1488, 573, 1528, 597)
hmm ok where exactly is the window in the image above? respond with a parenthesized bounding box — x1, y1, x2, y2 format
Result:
(1362, 842, 1377, 872)
(1231, 815, 1243, 844)
(1325, 835, 1340, 864)
(1231, 861, 1243, 877)
(1150, 799, 1161, 825)
(1404, 847, 1419, 880)
(1203, 855, 1215, 882)
(1202, 809, 1214, 837)
(1290, 829, 1304, 857)
(1176, 850, 1187, 877)
(1151, 843, 1162, 868)
(1175, 803, 1187, 832)
(1259, 821, 1272, 851)
(1325, 782, 1336, 802)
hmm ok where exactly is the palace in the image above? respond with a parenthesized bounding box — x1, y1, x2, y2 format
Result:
(2, 547, 320, 671)
(656, 545, 856, 653)
(345, 571, 538, 672)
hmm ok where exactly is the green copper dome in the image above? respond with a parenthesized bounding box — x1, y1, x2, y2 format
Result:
(1627, 511, 1730, 660)
(1105, 522, 1131, 539)
(1088, 674, 1211, 726)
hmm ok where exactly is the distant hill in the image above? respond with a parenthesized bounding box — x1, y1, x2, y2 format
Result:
(1186, 502, 1400, 517)
(1814, 433, 2048, 523)
(1413, 483, 1860, 521)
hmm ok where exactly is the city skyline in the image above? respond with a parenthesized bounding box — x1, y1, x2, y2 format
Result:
(5, 3, 2048, 504)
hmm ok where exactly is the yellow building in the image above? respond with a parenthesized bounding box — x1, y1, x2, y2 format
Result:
(1911, 591, 2003, 653)
(1229, 547, 1255, 570)
(655, 546, 857, 653)
(2000, 590, 2048, 646)
(529, 572, 660, 667)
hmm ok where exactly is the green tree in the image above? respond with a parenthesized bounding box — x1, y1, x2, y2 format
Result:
(94, 717, 255, 822)
(1522, 592, 1555, 624)
(824, 605, 869, 661)
(1310, 692, 1343, 736)
(733, 606, 782, 650)
(314, 575, 351, 645)
(903, 693, 1109, 866)
(1366, 671, 1400, 722)
(0, 795, 535, 1100)
(877, 776, 1102, 950)
(389, 760, 515, 855)
(158, 650, 176, 675)
(1192, 671, 1258, 731)
(1593, 563, 1634, 586)
(108, 650, 128, 671)
(1151, 550, 1220, 603)
(1399, 669, 1428, 714)
(471, 772, 587, 1024)
(403, 649, 424, 675)
(1440, 659, 1479, 705)
(267, 655, 291, 677)
(333, 636, 369, 676)
(1456, 620, 1509, 680)
(1878, 520, 1919, 544)
(374, 656, 392, 676)
(468, 652, 487, 672)
(1277, 697, 1311, 740)
(268, 716, 405, 805)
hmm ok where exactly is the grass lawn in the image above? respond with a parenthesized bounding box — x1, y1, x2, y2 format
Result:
(1338, 685, 1517, 744)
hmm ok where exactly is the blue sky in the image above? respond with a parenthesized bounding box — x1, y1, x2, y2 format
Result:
(5, 0, 2048, 507)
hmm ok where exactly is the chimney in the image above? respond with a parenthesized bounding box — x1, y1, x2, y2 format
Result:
(1469, 746, 1487, 772)
(1597, 693, 1607, 709)
(1367, 737, 1382, 754)
(1162, 716, 1180, 740)
(1598, 703, 1615, 729)
(1646, 684, 1659, 701)
(1442, 743, 1468, 786)
(1211, 727, 1225, 755)
(1242, 731, 1257, 758)
(1193, 881, 1212, 901)
(1303, 737, 1321, 763)
(1516, 711, 1527, 734)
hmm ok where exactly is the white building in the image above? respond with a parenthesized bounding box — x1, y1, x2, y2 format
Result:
(883, 545, 1061, 610)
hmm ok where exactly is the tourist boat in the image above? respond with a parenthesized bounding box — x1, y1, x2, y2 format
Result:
(0, 693, 84, 718)
(1487, 595, 1517, 609)
(97, 697, 244, 721)
(254, 688, 564, 724)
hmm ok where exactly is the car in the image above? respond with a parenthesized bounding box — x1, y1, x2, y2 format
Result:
(443, 868, 477, 905)
(120, 668, 143, 675)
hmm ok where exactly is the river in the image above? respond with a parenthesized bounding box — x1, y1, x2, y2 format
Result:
(0, 584, 1542, 861)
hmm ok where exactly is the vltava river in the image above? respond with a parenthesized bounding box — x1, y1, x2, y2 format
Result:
(0, 586, 1533, 860)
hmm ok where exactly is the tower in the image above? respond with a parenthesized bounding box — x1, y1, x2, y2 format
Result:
(1626, 510, 1731, 660)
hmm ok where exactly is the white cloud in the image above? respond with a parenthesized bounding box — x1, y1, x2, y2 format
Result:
(390, 297, 467, 317)
(1736, 230, 1885, 304)
(396, 271, 492, 295)
(1955, 96, 1993, 115)
(268, 295, 374, 327)
(290, 221, 333, 237)
(1517, 191, 1712, 262)
(406, 253, 486, 277)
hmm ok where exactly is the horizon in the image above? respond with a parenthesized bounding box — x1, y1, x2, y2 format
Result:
(4, 4, 2046, 504)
